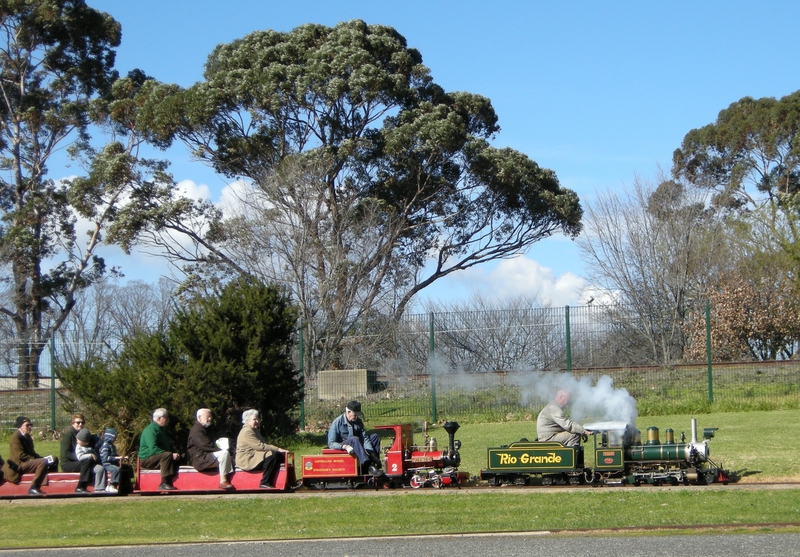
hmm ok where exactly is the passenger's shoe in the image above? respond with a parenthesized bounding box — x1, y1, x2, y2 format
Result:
(105, 485, 118, 494)
(74, 487, 89, 494)
(28, 487, 43, 495)
(219, 481, 233, 490)
(157, 482, 177, 491)
(259, 483, 274, 489)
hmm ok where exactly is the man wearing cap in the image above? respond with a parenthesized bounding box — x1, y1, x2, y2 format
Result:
(60, 413, 95, 493)
(138, 408, 181, 491)
(327, 401, 383, 476)
(187, 408, 234, 490)
(2, 416, 58, 495)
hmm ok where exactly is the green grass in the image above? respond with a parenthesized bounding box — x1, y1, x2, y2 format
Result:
(2, 409, 798, 548)
(0, 489, 798, 548)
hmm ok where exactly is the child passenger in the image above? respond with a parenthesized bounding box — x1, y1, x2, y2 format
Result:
(99, 428, 124, 493)
(76, 428, 107, 492)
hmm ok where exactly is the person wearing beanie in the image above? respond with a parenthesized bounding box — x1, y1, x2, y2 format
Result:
(60, 413, 95, 493)
(327, 401, 384, 477)
(1, 416, 58, 495)
(138, 408, 180, 491)
(100, 428, 124, 493)
(75, 428, 107, 492)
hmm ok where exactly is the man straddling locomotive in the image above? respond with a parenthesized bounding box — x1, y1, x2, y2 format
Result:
(327, 400, 385, 477)
(536, 390, 593, 446)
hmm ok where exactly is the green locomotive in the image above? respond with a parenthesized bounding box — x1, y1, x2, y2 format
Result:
(481, 418, 729, 487)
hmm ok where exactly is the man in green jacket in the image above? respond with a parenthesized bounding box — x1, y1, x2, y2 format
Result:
(139, 408, 180, 491)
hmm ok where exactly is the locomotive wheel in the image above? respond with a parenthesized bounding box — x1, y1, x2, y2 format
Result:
(704, 472, 716, 485)
(410, 476, 423, 489)
(432, 477, 442, 489)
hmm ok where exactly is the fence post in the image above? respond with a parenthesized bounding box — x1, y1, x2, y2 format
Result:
(298, 327, 305, 430)
(565, 305, 572, 373)
(50, 336, 56, 429)
(429, 312, 437, 423)
(705, 299, 713, 403)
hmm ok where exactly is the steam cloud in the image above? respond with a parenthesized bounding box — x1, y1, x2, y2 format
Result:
(509, 371, 638, 425)
(427, 356, 638, 425)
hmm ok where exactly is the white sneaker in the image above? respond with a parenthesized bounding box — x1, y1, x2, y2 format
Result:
(105, 485, 118, 493)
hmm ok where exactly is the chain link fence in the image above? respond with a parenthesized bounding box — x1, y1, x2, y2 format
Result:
(2, 302, 799, 432)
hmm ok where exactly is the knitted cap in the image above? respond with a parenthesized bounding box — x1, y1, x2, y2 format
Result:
(76, 428, 92, 442)
(103, 428, 118, 442)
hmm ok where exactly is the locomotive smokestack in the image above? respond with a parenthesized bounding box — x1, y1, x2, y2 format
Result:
(443, 421, 460, 456)
(691, 418, 698, 444)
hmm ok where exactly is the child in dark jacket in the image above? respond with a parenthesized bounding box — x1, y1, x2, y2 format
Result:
(99, 428, 123, 493)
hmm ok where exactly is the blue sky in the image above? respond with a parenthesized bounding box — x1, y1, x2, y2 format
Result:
(86, 0, 800, 308)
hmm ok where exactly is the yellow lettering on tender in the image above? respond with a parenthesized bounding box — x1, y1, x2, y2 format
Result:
(520, 452, 563, 464)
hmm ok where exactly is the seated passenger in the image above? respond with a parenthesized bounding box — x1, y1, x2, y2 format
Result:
(60, 413, 95, 493)
(99, 428, 125, 493)
(138, 408, 181, 491)
(187, 408, 234, 490)
(2, 416, 58, 495)
(235, 409, 287, 489)
(327, 400, 383, 477)
(75, 428, 107, 492)
(536, 390, 592, 446)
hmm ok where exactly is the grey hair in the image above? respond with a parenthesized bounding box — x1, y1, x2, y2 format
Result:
(152, 408, 168, 421)
(241, 409, 259, 425)
(196, 408, 211, 420)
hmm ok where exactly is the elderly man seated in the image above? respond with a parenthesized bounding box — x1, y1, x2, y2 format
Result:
(187, 408, 234, 490)
(138, 408, 181, 491)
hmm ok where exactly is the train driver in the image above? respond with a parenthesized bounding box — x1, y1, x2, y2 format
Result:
(327, 400, 384, 477)
(536, 390, 592, 445)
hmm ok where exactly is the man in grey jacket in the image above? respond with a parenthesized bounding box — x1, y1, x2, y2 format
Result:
(536, 390, 592, 445)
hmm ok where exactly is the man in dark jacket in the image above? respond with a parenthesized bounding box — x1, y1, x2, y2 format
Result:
(60, 413, 94, 493)
(187, 408, 233, 490)
(2, 416, 57, 495)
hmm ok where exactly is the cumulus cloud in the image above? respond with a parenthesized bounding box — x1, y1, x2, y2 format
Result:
(175, 179, 211, 201)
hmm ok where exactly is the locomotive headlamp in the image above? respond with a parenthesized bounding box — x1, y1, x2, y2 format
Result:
(454, 440, 461, 450)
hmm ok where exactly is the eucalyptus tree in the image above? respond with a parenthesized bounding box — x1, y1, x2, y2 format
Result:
(672, 91, 800, 271)
(138, 20, 582, 373)
(0, 2, 193, 386)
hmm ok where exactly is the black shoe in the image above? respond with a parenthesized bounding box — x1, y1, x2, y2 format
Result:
(28, 487, 43, 495)
(369, 452, 382, 466)
(368, 465, 386, 477)
(74, 487, 88, 494)
(259, 483, 274, 489)
(157, 482, 177, 491)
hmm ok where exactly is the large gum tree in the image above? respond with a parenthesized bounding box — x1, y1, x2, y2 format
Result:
(138, 20, 583, 373)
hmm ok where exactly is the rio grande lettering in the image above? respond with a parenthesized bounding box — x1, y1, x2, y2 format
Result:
(497, 452, 563, 465)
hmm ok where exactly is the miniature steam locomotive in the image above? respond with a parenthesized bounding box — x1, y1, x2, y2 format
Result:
(480, 418, 729, 487)
(302, 421, 468, 489)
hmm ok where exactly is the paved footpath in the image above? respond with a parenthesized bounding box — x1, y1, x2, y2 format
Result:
(2, 532, 799, 557)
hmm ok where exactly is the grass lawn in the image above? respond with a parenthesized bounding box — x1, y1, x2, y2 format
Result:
(1, 409, 798, 548)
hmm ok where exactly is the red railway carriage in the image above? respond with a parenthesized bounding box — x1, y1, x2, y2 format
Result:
(134, 450, 296, 493)
(302, 422, 467, 489)
(0, 472, 113, 498)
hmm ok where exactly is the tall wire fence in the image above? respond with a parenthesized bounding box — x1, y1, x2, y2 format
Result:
(1, 302, 798, 432)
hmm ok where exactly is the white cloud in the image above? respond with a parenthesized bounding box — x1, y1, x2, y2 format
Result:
(420, 256, 588, 307)
(175, 179, 211, 201)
